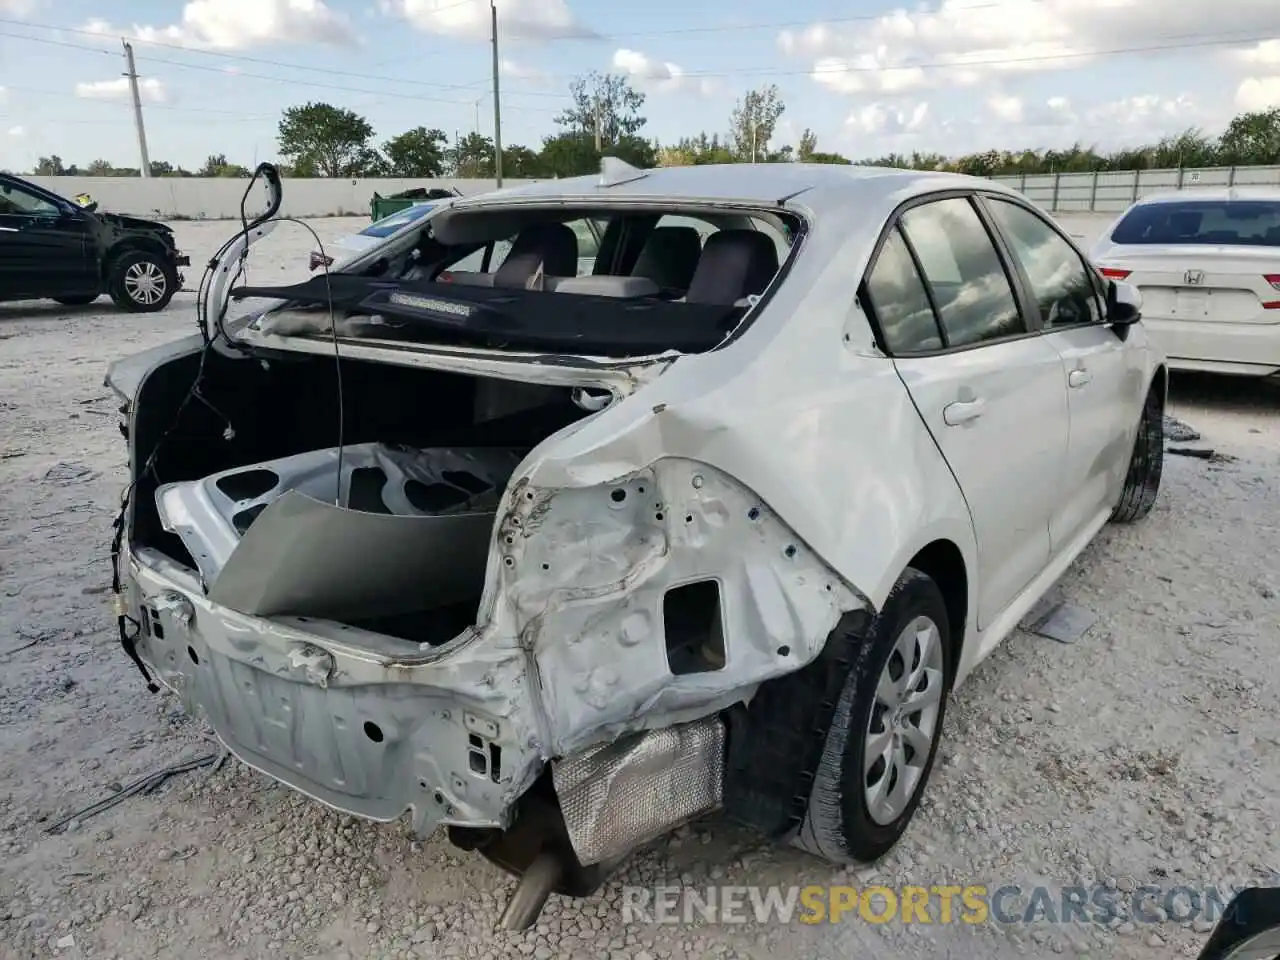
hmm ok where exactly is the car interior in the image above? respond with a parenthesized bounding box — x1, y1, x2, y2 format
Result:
(232, 207, 802, 357)
(420, 208, 795, 307)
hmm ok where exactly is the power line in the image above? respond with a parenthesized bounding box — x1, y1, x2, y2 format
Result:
(0, 15, 570, 99)
(535, 28, 1280, 82)
(0, 29, 575, 108)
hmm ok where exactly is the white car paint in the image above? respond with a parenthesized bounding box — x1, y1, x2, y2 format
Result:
(109, 161, 1163, 877)
(1092, 188, 1280, 377)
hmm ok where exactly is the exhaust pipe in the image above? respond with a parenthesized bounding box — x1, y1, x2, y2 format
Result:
(498, 851, 564, 931)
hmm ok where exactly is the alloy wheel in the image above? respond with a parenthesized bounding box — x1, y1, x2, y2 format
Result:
(124, 261, 167, 306)
(863, 614, 945, 825)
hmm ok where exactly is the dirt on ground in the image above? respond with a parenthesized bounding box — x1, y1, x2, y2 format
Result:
(1, 217, 1277, 960)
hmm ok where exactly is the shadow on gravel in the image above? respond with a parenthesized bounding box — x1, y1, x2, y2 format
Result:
(0, 301, 107, 323)
(1169, 371, 1280, 417)
(0, 295, 195, 325)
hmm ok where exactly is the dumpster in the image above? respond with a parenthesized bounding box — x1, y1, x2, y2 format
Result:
(370, 187, 461, 221)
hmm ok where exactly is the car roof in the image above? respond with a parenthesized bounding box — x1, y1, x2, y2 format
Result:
(1134, 187, 1280, 205)
(454, 162, 1019, 214)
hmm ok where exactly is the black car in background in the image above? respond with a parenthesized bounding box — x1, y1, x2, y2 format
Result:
(0, 173, 189, 312)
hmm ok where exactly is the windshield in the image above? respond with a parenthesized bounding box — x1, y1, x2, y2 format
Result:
(361, 203, 435, 238)
(1111, 199, 1280, 246)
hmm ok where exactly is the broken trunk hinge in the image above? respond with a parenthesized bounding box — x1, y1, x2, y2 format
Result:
(110, 498, 159, 693)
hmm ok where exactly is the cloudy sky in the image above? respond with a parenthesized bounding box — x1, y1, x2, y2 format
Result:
(0, 0, 1278, 172)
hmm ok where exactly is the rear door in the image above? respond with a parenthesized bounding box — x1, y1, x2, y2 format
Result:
(0, 178, 94, 297)
(867, 195, 1070, 630)
(983, 195, 1141, 552)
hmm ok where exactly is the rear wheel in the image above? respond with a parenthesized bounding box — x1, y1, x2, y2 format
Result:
(794, 568, 953, 864)
(108, 249, 178, 312)
(1111, 383, 1163, 524)
(53, 294, 99, 306)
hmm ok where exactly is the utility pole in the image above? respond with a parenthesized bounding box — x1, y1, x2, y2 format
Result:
(489, 0, 503, 187)
(122, 40, 151, 177)
(593, 95, 602, 152)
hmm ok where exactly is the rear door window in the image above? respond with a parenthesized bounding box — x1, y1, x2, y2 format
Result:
(863, 226, 943, 354)
(899, 197, 1026, 348)
(1110, 200, 1280, 246)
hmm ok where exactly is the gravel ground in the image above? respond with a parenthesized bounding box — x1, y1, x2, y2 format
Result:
(1, 216, 1277, 960)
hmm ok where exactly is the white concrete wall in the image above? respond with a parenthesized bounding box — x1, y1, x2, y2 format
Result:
(24, 177, 538, 220)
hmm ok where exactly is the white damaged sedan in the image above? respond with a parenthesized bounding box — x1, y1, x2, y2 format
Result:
(106, 160, 1165, 927)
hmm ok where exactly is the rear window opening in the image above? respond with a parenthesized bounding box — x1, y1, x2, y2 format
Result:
(1111, 200, 1280, 247)
(233, 205, 803, 359)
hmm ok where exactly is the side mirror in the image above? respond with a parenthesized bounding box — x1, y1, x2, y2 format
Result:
(1196, 887, 1280, 960)
(1107, 279, 1142, 326)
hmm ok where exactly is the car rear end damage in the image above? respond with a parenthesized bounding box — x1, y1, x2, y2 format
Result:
(110, 333, 863, 923)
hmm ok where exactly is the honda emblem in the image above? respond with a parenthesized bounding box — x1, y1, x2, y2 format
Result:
(1184, 270, 1205, 286)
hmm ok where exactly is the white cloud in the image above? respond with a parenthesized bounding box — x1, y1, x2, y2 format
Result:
(1236, 76, 1280, 111)
(782, 0, 1280, 95)
(81, 0, 354, 51)
(0, 0, 36, 13)
(501, 59, 553, 88)
(75, 77, 167, 103)
(611, 48, 716, 96)
(840, 92, 1203, 157)
(846, 102, 930, 135)
(384, 0, 594, 42)
(7, 125, 23, 138)
(985, 94, 1076, 126)
(1232, 40, 1280, 66)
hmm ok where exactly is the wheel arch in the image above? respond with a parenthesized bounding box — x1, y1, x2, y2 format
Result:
(104, 237, 168, 275)
(904, 538, 968, 685)
(1151, 362, 1168, 409)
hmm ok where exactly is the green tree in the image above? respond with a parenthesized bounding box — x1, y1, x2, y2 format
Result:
(797, 128, 819, 162)
(196, 153, 251, 177)
(538, 133, 598, 177)
(729, 85, 786, 162)
(453, 132, 494, 177)
(555, 72, 647, 148)
(1218, 108, 1280, 164)
(277, 102, 376, 177)
(34, 155, 66, 176)
(85, 159, 114, 176)
(382, 127, 448, 177)
(501, 145, 542, 178)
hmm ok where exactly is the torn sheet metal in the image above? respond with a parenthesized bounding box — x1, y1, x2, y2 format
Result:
(155, 443, 521, 618)
(552, 716, 724, 866)
(492, 457, 865, 756)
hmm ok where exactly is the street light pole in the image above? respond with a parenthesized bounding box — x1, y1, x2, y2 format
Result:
(490, 0, 503, 188)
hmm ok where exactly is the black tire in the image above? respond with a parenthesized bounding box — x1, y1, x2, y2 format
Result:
(793, 568, 953, 864)
(107, 249, 178, 313)
(1111, 383, 1164, 524)
(52, 294, 99, 306)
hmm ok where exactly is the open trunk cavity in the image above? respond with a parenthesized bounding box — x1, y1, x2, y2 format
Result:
(130, 348, 590, 643)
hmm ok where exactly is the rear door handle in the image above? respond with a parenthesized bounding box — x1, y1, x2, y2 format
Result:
(942, 398, 986, 426)
(1068, 368, 1093, 388)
